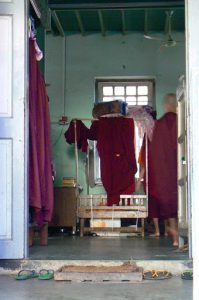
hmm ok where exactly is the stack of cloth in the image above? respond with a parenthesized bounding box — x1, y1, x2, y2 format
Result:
(92, 100, 127, 118)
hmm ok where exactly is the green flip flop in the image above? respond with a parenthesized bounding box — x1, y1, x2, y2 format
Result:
(38, 269, 54, 280)
(16, 270, 39, 280)
(181, 270, 193, 280)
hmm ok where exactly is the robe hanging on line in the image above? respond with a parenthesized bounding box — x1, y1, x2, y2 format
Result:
(65, 120, 89, 153)
(29, 38, 54, 226)
(89, 117, 137, 206)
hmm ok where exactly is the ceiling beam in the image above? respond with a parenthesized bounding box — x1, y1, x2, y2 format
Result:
(144, 8, 149, 34)
(75, 10, 86, 36)
(51, 10, 65, 37)
(30, 0, 41, 19)
(121, 10, 126, 35)
(98, 10, 106, 36)
(49, 1, 184, 10)
(164, 10, 170, 33)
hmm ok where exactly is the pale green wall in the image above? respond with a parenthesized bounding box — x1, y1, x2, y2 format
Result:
(45, 33, 185, 192)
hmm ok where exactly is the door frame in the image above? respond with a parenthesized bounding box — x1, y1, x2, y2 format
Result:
(185, 0, 199, 298)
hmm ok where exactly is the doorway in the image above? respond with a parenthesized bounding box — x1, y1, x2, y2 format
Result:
(28, 1, 189, 262)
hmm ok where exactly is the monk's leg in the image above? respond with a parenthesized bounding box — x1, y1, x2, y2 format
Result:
(154, 218, 160, 236)
(148, 196, 160, 237)
(164, 220, 169, 236)
(150, 218, 160, 237)
(168, 218, 178, 246)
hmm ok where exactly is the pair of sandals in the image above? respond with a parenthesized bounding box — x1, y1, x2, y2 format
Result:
(181, 269, 193, 280)
(143, 269, 193, 280)
(16, 269, 54, 280)
(143, 270, 172, 280)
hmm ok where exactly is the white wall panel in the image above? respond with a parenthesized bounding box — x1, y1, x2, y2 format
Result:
(0, 139, 12, 239)
(0, 16, 12, 117)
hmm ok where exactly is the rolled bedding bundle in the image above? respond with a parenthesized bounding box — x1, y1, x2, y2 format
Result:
(92, 100, 127, 118)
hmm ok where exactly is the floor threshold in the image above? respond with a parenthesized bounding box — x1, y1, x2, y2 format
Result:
(0, 259, 193, 275)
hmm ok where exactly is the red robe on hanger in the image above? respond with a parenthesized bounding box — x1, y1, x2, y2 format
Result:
(89, 117, 137, 205)
(29, 38, 54, 226)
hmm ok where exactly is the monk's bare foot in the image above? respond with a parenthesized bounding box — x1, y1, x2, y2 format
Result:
(149, 232, 160, 237)
(179, 244, 188, 252)
(173, 240, 179, 247)
(164, 232, 168, 237)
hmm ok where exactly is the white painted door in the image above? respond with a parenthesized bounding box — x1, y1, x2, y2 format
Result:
(0, 0, 27, 258)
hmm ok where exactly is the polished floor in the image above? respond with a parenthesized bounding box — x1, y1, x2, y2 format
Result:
(29, 235, 189, 260)
(0, 275, 192, 300)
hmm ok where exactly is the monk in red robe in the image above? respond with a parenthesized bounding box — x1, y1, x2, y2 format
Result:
(89, 116, 137, 206)
(146, 94, 178, 246)
(138, 135, 169, 237)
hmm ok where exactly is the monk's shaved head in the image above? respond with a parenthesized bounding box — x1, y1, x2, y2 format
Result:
(163, 93, 177, 113)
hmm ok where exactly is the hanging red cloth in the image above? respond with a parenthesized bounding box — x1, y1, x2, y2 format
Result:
(89, 117, 137, 205)
(64, 120, 89, 153)
(29, 38, 54, 226)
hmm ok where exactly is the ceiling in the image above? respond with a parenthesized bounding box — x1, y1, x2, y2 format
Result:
(47, 1, 185, 36)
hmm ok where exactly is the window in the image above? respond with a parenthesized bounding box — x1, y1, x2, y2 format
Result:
(93, 78, 155, 186)
(96, 79, 154, 107)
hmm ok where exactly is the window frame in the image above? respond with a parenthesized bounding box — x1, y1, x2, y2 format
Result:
(95, 78, 156, 108)
(93, 78, 156, 186)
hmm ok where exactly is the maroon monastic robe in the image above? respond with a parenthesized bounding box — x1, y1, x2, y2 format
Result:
(148, 112, 177, 219)
(29, 38, 54, 225)
(89, 117, 137, 205)
(65, 120, 89, 153)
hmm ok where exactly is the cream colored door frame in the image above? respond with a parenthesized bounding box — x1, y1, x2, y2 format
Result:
(185, 0, 199, 298)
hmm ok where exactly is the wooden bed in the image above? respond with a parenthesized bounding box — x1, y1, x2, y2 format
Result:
(77, 194, 148, 237)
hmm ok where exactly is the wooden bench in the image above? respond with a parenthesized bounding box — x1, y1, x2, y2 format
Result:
(77, 195, 148, 237)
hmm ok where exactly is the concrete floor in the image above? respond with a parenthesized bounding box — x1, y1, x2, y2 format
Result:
(0, 275, 192, 300)
(29, 236, 189, 260)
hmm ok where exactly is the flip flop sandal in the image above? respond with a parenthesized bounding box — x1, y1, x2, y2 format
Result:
(181, 270, 193, 280)
(16, 270, 39, 280)
(38, 269, 54, 280)
(143, 270, 172, 280)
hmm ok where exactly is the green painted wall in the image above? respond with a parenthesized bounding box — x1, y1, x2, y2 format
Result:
(36, 25, 45, 74)
(45, 33, 185, 193)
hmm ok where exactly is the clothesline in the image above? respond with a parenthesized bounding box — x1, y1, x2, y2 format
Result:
(72, 118, 96, 121)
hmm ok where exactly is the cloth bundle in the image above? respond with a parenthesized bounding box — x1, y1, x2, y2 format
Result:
(92, 100, 127, 118)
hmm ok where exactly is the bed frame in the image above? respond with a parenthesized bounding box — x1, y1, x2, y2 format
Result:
(77, 194, 148, 237)
(71, 118, 149, 238)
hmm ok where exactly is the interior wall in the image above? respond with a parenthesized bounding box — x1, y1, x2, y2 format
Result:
(45, 32, 185, 191)
(36, 25, 45, 74)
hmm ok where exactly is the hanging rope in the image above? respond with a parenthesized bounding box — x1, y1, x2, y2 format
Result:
(90, 195, 94, 228)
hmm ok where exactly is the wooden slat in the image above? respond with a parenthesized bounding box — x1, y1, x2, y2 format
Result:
(55, 268, 143, 282)
(58, 263, 138, 273)
(78, 205, 147, 211)
(84, 227, 143, 233)
(120, 195, 147, 199)
(78, 211, 147, 219)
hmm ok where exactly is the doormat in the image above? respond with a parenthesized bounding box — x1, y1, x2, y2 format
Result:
(54, 262, 143, 282)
